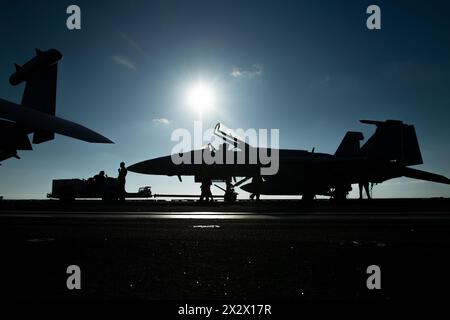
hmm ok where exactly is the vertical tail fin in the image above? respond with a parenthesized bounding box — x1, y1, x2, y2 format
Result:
(360, 120, 423, 166)
(9, 48, 63, 144)
(335, 131, 364, 157)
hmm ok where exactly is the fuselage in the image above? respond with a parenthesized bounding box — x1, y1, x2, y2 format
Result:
(128, 147, 404, 196)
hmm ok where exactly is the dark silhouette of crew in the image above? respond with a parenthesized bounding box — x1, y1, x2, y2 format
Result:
(94, 170, 106, 186)
(250, 175, 263, 201)
(118, 162, 127, 202)
(359, 181, 371, 199)
(358, 172, 371, 199)
(199, 177, 213, 202)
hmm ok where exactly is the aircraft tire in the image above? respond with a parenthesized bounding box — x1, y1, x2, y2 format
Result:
(224, 192, 237, 203)
(302, 193, 315, 202)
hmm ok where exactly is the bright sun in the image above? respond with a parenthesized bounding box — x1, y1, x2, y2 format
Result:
(187, 82, 215, 115)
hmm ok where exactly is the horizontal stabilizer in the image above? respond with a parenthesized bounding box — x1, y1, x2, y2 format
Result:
(0, 150, 20, 162)
(0, 119, 32, 150)
(402, 167, 450, 185)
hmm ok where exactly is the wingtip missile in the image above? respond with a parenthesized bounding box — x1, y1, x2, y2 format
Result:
(9, 48, 63, 86)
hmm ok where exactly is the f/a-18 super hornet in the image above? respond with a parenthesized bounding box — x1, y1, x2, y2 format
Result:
(0, 48, 113, 163)
(128, 121, 450, 201)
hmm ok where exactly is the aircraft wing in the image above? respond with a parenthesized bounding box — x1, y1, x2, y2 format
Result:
(402, 167, 450, 185)
(0, 98, 113, 144)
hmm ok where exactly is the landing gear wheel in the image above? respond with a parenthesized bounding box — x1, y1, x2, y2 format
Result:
(302, 192, 315, 202)
(332, 185, 351, 202)
(224, 191, 237, 203)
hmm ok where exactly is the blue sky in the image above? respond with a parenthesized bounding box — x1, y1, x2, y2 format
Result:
(0, 0, 449, 198)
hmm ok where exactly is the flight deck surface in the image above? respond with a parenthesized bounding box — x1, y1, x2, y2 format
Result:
(1, 198, 449, 301)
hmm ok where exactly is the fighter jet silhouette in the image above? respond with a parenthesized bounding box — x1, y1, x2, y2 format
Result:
(0, 48, 113, 163)
(129, 121, 450, 201)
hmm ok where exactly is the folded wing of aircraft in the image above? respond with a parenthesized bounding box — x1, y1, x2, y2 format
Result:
(0, 48, 113, 163)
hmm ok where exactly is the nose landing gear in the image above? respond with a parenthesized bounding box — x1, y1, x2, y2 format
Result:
(213, 183, 238, 203)
(330, 184, 352, 201)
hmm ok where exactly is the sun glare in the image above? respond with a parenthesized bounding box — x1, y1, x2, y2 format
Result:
(187, 82, 215, 116)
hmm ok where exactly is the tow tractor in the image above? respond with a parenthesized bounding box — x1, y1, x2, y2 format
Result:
(47, 177, 152, 201)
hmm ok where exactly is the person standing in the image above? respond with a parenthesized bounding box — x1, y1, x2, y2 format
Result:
(205, 178, 213, 202)
(250, 175, 262, 201)
(118, 162, 127, 202)
(199, 178, 207, 202)
(94, 170, 106, 186)
(199, 177, 213, 202)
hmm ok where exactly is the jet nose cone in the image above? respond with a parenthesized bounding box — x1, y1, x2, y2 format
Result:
(128, 156, 172, 175)
(127, 161, 149, 174)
